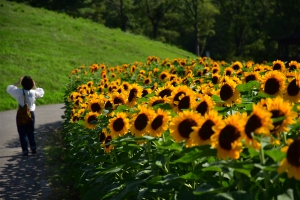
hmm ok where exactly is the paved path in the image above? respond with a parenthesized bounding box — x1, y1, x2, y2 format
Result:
(0, 104, 65, 200)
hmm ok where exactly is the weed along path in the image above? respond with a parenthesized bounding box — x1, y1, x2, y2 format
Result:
(0, 104, 65, 200)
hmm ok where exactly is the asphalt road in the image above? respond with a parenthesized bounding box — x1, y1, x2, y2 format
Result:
(0, 104, 65, 200)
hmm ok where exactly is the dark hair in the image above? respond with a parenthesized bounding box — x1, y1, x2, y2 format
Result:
(21, 76, 34, 90)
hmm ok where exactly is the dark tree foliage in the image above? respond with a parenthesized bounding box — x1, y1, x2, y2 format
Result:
(8, 0, 300, 62)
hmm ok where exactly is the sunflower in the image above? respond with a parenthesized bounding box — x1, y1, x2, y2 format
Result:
(102, 135, 114, 153)
(193, 94, 215, 115)
(169, 110, 202, 143)
(217, 76, 241, 106)
(273, 60, 286, 72)
(130, 65, 137, 73)
(211, 112, 247, 160)
(277, 138, 300, 180)
(130, 105, 156, 137)
(288, 61, 299, 72)
(88, 98, 104, 113)
(253, 64, 263, 72)
(121, 81, 131, 91)
(173, 92, 197, 112)
(203, 67, 210, 75)
(143, 77, 152, 85)
(126, 83, 143, 108)
(148, 96, 168, 107)
(266, 96, 297, 135)
(99, 128, 107, 143)
(284, 73, 300, 103)
(212, 67, 220, 75)
(224, 67, 234, 76)
(142, 88, 152, 97)
(212, 74, 220, 85)
(242, 72, 260, 83)
(108, 112, 130, 138)
(84, 112, 100, 129)
(71, 113, 81, 123)
(260, 70, 286, 96)
(200, 84, 217, 97)
(148, 108, 171, 137)
(168, 85, 194, 107)
(159, 71, 170, 82)
(109, 92, 127, 108)
(243, 104, 274, 150)
(231, 61, 243, 71)
(187, 110, 223, 147)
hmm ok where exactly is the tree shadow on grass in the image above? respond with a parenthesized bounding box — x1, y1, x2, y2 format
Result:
(0, 121, 62, 200)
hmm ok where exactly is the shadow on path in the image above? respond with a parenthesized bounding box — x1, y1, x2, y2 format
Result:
(0, 121, 62, 200)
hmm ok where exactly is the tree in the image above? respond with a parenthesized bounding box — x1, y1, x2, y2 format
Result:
(134, 0, 176, 39)
(176, 0, 219, 56)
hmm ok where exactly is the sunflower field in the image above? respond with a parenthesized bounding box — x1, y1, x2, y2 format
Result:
(62, 56, 300, 199)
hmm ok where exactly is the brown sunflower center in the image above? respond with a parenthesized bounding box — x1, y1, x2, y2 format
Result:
(232, 64, 240, 70)
(99, 131, 106, 142)
(245, 75, 256, 83)
(287, 138, 300, 167)
(271, 109, 285, 130)
(212, 76, 219, 84)
(197, 71, 202, 76)
(142, 89, 149, 97)
(72, 115, 80, 122)
(113, 118, 125, 132)
(134, 113, 148, 131)
(174, 92, 186, 104)
(159, 89, 172, 98)
(145, 79, 150, 84)
(198, 119, 215, 140)
(220, 84, 234, 101)
(273, 63, 282, 70)
(152, 100, 165, 107)
(213, 69, 218, 74)
(105, 136, 112, 148)
(128, 88, 137, 102)
(105, 101, 113, 109)
(226, 70, 232, 76)
(160, 74, 167, 80)
(245, 114, 262, 139)
(203, 69, 208, 75)
(114, 97, 124, 105)
(264, 78, 280, 95)
(219, 124, 240, 150)
(289, 65, 297, 71)
(123, 84, 129, 90)
(196, 101, 208, 115)
(151, 115, 164, 130)
(178, 118, 197, 139)
(91, 103, 101, 112)
(287, 79, 300, 96)
(178, 96, 190, 111)
(88, 115, 97, 124)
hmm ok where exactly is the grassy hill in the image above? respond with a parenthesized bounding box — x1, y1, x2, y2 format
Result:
(0, 0, 195, 111)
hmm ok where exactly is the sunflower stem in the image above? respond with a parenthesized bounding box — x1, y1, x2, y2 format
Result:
(259, 143, 269, 190)
(146, 140, 153, 170)
(282, 132, 287, 145)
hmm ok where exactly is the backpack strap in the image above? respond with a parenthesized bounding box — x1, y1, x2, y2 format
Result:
(22, 89, 27, 105)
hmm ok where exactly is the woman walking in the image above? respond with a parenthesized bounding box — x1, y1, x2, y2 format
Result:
(6, 76, 44, 156)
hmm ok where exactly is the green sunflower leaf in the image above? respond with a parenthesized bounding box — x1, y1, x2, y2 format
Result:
(264, 148, 286, 162)
(152, 103, 172, 110)
(271, 116, 286, 124)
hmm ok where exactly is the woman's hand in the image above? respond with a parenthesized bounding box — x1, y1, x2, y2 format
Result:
(13, 77, 23, 86)
(33, 80, 37, 89)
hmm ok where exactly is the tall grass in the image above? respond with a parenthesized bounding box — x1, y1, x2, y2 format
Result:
(0, 0, 195, 111)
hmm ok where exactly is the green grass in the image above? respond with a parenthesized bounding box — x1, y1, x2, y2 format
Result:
(0, 0, 195, 111)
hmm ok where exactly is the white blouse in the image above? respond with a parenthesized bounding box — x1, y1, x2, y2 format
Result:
(6, 85, 45, 111)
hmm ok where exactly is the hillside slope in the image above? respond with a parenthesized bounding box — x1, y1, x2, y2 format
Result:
(0, 0, 195, 111)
